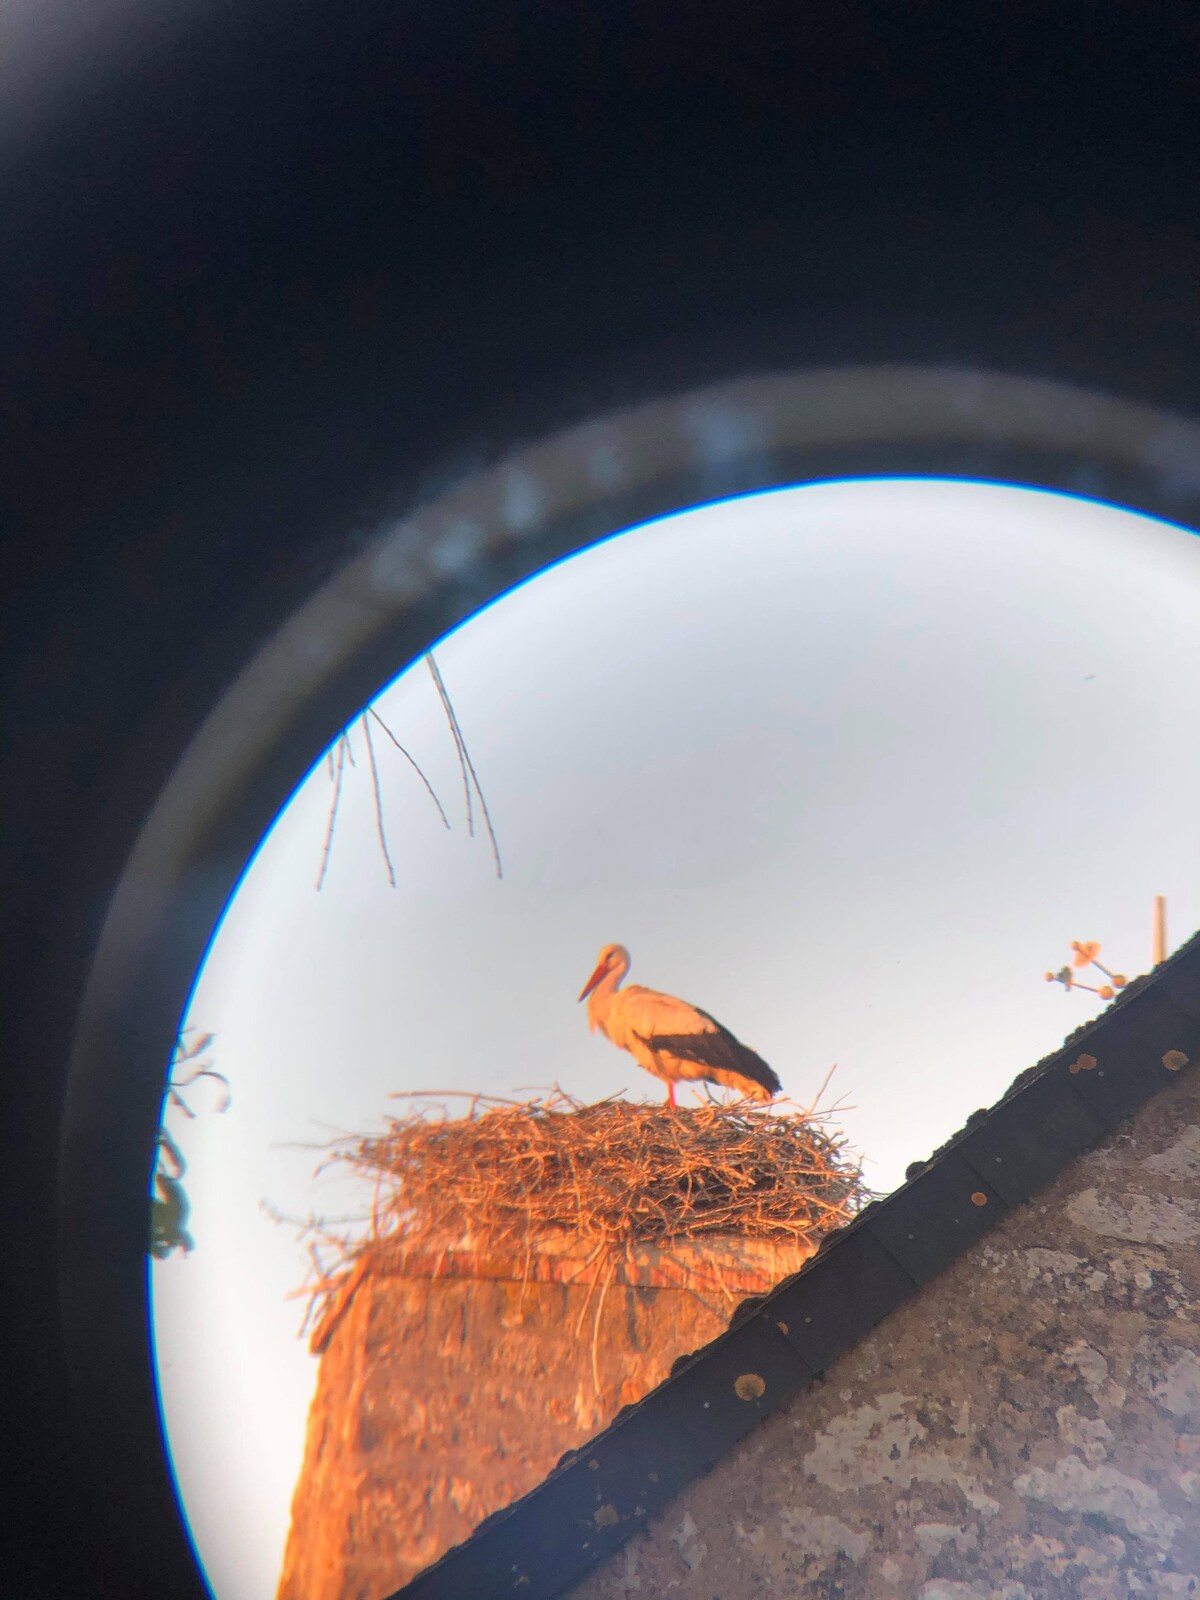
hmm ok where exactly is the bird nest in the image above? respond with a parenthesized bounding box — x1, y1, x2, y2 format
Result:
(289, 1089, 866, 1339)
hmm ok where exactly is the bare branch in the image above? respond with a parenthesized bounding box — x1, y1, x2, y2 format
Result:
(427, 652, 474, 837)
(316, 734, 347, 890)
(426, 650, 503, 879)
(361, 711, 397, 888)
(366, 706, 450, 830)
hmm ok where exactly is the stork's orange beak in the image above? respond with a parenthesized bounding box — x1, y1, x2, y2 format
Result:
(578, 961, 607, 1002)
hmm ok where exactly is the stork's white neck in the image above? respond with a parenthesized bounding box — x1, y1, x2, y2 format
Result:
(586, 953, 629, 1032)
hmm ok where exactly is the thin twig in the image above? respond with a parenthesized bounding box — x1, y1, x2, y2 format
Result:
(427, 653, 474, 836)
(590, 1260, 617, 1394)
(371, 1162, 386, 1242)
(796, 1061, 839, 1122)
(385, 1088, 529, 1107)
(458, 734, 502, 878)
(367, 706, 451, 829)
(361, 711, 397, 888)
(427, 651, 503, 877)
(316, 734, 347, 890)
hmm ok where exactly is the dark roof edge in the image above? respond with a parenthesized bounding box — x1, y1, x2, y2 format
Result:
(393, 928, 1200, 1600)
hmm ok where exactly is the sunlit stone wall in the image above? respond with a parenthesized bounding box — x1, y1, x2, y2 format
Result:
(275, 1235, 817, 1600)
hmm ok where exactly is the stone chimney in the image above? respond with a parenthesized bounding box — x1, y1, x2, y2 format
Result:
(275, 1233, 818, 1600)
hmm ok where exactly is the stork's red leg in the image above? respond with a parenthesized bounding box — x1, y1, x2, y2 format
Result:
(667, 1081, 676, 1107)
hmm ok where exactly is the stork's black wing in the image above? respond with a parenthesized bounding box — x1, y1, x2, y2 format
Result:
(640, 1009, 782, 1097)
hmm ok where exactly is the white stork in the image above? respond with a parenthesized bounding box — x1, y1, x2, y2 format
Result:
(577, 943, 782, 1106)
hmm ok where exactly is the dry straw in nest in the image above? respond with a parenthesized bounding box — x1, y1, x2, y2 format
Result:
(295, 1088, 865, 1336)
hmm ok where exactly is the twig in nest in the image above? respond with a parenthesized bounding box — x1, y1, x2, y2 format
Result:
(796, 1061, 839, 1121)
(292, 1092, 866, 1341)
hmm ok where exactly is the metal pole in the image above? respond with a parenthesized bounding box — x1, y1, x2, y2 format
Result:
(1153, 896, 1167, 966)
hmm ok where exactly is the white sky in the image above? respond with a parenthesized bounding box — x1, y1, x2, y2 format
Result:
(151, 478, 1200, 1600)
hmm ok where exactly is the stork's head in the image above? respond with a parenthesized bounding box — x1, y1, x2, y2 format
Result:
(577, 942, 630, 1001)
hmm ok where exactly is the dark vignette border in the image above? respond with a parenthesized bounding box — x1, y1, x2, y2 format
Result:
(57, 366, 1200, 1597)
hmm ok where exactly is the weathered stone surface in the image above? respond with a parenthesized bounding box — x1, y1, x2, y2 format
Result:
(573, 1066, 1200, 1600)
(275, 1236, 815, 1600)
